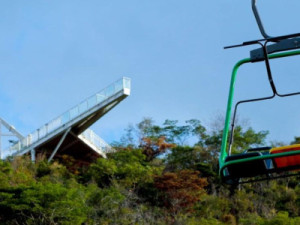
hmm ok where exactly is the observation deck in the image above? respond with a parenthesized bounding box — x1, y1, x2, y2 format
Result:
(5, 77, 130, 163)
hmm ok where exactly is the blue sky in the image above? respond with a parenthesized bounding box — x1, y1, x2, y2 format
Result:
(1, 0, 300, 147)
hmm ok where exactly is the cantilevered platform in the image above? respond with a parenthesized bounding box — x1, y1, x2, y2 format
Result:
(6, 77, 130, 163)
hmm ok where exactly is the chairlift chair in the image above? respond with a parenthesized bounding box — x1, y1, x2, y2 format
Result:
(219, 0, 300, 184)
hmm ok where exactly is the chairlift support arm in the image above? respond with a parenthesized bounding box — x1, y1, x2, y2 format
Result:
(252, 0, 272, 39)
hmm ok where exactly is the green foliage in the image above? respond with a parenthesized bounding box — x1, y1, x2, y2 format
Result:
(88, 157, 117, 187)
(88, 149, 160, 189)
(291, 136, 300, 144)
(196, 195, 231, 219)
(1, 117, 300, 224)
(162, 119, 193, 145)
(120, 117, 207, 148)
(230, 126, 269, 153)
(85, 184, 125, 223)
(0, 160, 12, 188)
(164, 146, 216, 179)
(263, 211, 300, 225)
(164, 146, 201, 171)
(0, 158, 87, 224)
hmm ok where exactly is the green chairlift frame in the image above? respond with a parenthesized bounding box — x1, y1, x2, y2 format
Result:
(219, 0, 300, 184)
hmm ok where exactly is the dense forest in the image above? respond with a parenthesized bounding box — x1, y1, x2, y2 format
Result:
(0, 117, 300, 225)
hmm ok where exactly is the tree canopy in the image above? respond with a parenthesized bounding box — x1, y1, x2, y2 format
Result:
(0, 117, 299, 224)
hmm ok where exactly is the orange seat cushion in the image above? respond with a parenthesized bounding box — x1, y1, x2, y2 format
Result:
(270, 144, 300, 168)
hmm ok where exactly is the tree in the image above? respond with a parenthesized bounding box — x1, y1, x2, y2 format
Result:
(140, 136, 176, 162)
(291, 136, 300, 145)
(230, 126, 269, 153)
(155, 170, 208, 213)
(137, 117, 161, 142)
(88, 149, 158, 189)
(161, 119, 192, 145)
(123, 118, 208, 148)
(164, 146, 202, 171)
(119, 123, 136, 148)
(186, 119, 208, 147)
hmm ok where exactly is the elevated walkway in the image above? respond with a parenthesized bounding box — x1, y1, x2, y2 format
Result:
(6, 77, 130, 163)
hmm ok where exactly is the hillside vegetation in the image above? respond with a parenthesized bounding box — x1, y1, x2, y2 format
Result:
(0, 118, 300, 225)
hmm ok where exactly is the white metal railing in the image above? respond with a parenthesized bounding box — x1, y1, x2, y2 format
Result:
(79, 129, 114, 154)
(7, 77, 130, 154)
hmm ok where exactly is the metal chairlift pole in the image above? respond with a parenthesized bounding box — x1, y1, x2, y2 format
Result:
(252, 0, 272, 39)
(0, 118, 24, 159)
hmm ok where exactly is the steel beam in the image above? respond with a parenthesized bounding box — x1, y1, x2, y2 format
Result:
(48, 127, 71, 162)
